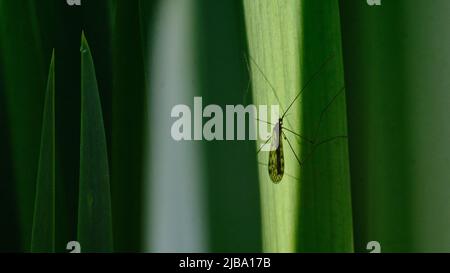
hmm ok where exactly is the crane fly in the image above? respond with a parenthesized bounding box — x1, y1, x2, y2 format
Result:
(267, 118, 284, 183)
(246, 53, 347, 184)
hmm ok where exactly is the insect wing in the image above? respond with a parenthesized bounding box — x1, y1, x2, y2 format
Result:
(268, 126, 284, 183)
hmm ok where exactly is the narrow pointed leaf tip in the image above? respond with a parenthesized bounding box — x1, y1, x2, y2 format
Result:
(31, 51, 56, 253)
(78, 35, 114, 252)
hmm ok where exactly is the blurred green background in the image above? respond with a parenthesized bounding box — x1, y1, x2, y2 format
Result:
(1, 0, 450, 253)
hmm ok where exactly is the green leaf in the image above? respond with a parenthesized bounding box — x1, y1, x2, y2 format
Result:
(110, 0, 149, 252)
(243, 0, 305, 252)
(31, 52, 56, 253)
(243, 0, 353, 252)
(78, 33, 113, 252)
(0, 1, 49, 249)
(196, 0, 262, 252)
(339, 0, 414, 252)
(296, 1, 353, 253)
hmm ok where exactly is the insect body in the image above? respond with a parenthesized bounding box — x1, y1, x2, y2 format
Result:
(266, 117, 302, 183)
(268, 119, 284, 183)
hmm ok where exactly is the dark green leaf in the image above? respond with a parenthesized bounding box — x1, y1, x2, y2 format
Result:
(0, 1, 49, 249)
(110, 0, 149, 252)
(78, 33, 113, 252)
(297, 1, 353, 252)
(31, 52, 56, 253)
(197, 0, 262, 252)
(340, 0, 414, 252)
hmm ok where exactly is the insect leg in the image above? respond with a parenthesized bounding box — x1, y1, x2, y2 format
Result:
(279, 83, 344, 146)
(282, 132, 303, 167)
(311, 86, 346, 143)
(255, 114, 313, 145)
(315, 135, 348, 146)
(256, 136, 272, 155)
(255, 118, 311, 143)
(302, 135, 348, 165)
(281, 126, 314, 144)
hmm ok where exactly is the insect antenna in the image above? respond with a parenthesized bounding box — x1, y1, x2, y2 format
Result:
(242, 52, 253, 105)
(282, 53, 336, 119)
(245, 53, 286, 114)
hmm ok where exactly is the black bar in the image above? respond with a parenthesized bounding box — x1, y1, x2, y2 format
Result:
(0, 253, 444, 272)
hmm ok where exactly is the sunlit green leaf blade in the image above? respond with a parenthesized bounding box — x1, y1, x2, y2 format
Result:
(31, 52, 56, 253)
(243, 0, 353, 252)
(243, 0, 304, 252)
(78, 33, 113, 252)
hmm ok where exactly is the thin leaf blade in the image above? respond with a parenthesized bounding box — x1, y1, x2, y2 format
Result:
(243, 0, 354, 252)
(31, 52, 56, 253)
(78, 33, 113, 252)
(0, 1, 50, 249)
(243, 0, 304, 252)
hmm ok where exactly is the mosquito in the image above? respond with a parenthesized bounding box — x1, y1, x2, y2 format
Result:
(245, 53, 347, 184)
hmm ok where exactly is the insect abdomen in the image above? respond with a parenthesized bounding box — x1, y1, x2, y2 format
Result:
(268, 123, 284, 183)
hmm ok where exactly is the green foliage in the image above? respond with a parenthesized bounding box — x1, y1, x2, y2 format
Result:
(339, 0, 414, 252)
(297, 1, 353, 253)
(196, 0, 262, 252)
(3, 0, 450, 254)
(0, 1, 49, 249)
(110, 0, 149, 252)
(243, 0, 303, 252)
(30, 52, 56, 253)
(78, 34, 113, 252)
(243, 0, 353, 252)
